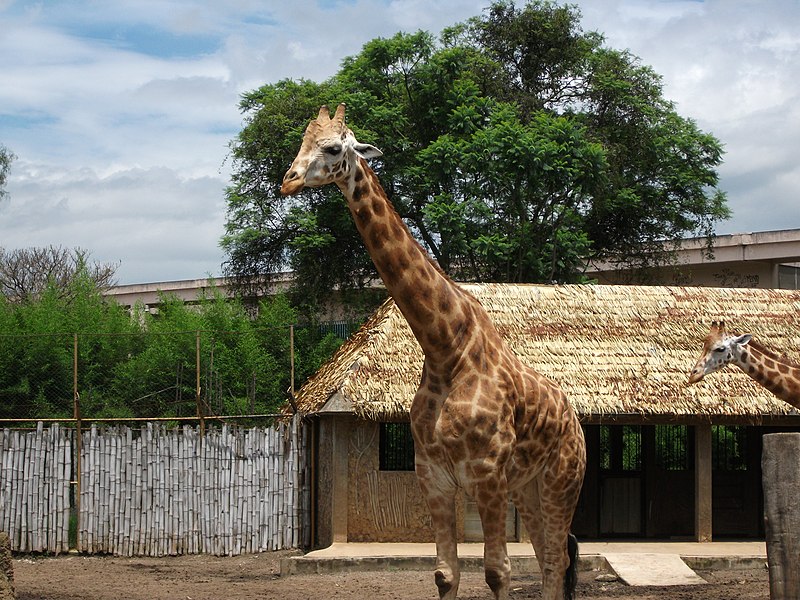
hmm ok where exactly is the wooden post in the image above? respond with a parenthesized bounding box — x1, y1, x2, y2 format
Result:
(72, 333, 82, 551)
(330, 415, 349, 543)
(290, 325, 295, 397)
(694, 424, 713, 542)
(286, 325, 298, 413)
(195, 331, 204, 437)
(762, 433, 800, 600)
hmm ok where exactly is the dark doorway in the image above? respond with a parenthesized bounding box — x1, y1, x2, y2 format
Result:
(599, 425, 643, 536)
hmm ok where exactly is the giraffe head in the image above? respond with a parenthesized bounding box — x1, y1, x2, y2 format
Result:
(280, 103, 382, 196)
(688, 320, 753, 384)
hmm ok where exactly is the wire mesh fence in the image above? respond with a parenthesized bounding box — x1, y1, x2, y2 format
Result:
(0, 322, 357, 425)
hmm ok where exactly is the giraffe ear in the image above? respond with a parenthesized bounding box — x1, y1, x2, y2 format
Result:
(353, 142, 383, 159)
(734, 334, 752, 346)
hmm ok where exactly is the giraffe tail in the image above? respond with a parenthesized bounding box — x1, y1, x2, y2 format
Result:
(563, 532, 579, 600)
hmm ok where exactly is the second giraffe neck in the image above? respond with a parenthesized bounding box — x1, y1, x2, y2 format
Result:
(337, 159, 477, 359)
(736, 341, 800, 409)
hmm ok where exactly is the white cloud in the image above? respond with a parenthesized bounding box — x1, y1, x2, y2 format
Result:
(3, 160, 227, 283)
(1, 0, 799, 283)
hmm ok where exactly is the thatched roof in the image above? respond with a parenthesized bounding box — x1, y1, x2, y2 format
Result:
(294, 284, 800, 423)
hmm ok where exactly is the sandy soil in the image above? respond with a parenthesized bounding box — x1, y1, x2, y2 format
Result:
(12, 551, 770, 600)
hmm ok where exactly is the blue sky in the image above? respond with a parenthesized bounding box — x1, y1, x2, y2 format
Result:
(1, 0, 799, 284)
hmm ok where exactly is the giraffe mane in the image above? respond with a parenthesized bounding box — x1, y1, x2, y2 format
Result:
(365, 157, 452, 282)
(746, 338, 800, 369)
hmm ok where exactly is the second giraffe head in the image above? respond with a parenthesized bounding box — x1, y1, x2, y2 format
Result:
(688, 320, 753, 384)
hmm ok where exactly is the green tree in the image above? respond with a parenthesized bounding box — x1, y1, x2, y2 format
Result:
(0, 266, 134, 419)
(0, 144, 13, 202)
(0, 246, 118, 302)
(0, 269, 344, 420)
(222, 0, 729, 304)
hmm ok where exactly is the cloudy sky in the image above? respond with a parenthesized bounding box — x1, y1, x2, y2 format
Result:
(1, 0, 798, 285)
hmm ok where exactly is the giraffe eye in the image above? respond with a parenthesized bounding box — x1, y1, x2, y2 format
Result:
(325, 144, 342, 156)
(713, 347, 725, 353)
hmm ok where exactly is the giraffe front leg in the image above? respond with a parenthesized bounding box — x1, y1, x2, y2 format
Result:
(416, 462, 461, 600)
(475, 484, 512, 600)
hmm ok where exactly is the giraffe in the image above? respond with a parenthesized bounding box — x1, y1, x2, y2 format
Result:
(281, 104, 585, 600)
(688, 320, 800, 409)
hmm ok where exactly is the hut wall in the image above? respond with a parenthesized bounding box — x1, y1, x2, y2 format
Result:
(346, 420, 466, 542)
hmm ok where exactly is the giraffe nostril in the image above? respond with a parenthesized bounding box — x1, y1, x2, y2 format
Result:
(284, 170, 297, 182)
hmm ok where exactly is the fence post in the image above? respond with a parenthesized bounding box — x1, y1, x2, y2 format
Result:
(72, 333, 82, 551)
(290, 325, 295, 398)
(196, 330, 204, 436)
(285, 325, 298, 413)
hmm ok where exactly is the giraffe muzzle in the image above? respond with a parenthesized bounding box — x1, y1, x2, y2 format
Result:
(687, 369, 704, 384)
(281, 170, 305, 196)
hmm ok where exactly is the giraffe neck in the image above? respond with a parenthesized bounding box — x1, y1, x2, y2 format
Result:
(735, 340, 800, 409)
(337, 158, 482, 363)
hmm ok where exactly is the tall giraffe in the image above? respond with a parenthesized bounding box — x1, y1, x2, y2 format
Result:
(281, 104, 586, 600)
(688, 320, 800, 409)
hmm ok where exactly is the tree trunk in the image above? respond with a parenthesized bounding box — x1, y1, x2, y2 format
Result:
(761, 433, 800, 600)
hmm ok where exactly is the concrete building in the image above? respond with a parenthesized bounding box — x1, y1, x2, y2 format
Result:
(589, 228, 800, 289)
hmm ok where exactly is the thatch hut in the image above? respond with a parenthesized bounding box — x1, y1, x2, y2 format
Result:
(294, 284, 800, 548)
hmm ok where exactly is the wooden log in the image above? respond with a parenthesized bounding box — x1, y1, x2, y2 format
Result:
(762, 433, 800, 600)
(0, 531, 14, 599)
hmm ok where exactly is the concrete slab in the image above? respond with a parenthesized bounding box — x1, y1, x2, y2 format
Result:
(280, 541, 768, 578)
(603, 553, 707, 586)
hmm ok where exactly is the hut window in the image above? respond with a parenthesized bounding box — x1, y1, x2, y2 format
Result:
(712, 425, 748, 471)
(379, 423, 415, 471)
(778, 264, 800, 289)
(655, 425, 689, 471)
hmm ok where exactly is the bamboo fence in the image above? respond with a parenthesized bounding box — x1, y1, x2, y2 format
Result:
(0, 417, 310, 556)
(0, 422, 71, 554)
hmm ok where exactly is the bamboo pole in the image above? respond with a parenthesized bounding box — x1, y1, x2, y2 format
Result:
(59, 424, 69, 554)
(18, 432, 27, 552)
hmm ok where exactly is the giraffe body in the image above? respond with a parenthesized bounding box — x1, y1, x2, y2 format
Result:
(282, 104, 586, 600)
(689, 321, 800, 409)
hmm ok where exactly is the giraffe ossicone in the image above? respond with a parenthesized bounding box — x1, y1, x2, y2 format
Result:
(688, 320, 800, 409)
(283, 104, 586, 600)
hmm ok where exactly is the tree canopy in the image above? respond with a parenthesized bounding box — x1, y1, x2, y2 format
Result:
(0, 246, 118, 303)
(222, 0, 729, 308)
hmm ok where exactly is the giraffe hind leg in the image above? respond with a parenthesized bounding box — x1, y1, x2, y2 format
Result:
(511, 478, 578, 600)
(475, 485, 512, 600)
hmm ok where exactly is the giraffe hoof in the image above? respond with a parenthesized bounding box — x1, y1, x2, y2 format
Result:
(434, 569, 453, 596)
(485, 568, 510, 598)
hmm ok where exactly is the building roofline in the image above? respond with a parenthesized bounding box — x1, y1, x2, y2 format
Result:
(589, 228, 800, 272)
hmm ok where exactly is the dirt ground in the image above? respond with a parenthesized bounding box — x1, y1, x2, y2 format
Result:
(12, 550, 769, 600)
